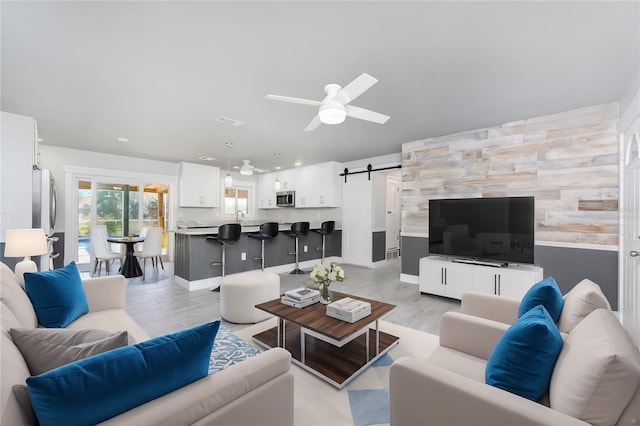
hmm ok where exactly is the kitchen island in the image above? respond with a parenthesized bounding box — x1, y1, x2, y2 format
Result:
(173, 222, 342, 291)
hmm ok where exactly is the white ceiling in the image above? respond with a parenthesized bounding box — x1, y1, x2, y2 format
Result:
(2, 1, 638, 173)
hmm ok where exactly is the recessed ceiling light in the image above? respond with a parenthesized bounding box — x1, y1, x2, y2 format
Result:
(214, 116, 244, 127)
(274, 166, 282, 170)
(294, 161, 302, 167)
(197, 156, 215, 161)
(37, 138, 43, 142)
(233, 166, 240, 169)
(117, 137, 129, 143)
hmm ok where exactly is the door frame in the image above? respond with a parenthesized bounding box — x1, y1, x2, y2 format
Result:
(64, 165, 178, 266)
(385, 174, 401, 251)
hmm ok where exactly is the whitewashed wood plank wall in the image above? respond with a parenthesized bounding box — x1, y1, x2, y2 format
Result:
(402, 102, 620, 246)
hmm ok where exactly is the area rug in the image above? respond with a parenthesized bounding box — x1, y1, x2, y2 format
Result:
(208, 325, 260, 375)
(233, 318, 440, 426)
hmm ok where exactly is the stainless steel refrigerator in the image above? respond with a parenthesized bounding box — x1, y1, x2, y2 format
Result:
(32, 168, 58, 270)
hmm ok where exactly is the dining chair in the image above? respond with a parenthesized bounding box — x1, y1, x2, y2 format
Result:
(134, 227, 148, 252)
(133, 227, 164, 280)
(90, 226, 124, 276)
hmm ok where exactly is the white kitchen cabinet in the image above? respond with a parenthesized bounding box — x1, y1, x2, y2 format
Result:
(419, 257, 473, 299)
(278, 169, 295, 191)
(419, 256, 543, 301)
(295, 161, 341, 208)
(257, 172, 278, 209)
(178, 162, 220, 207)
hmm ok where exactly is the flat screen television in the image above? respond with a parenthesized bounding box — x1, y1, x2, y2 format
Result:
(428, 196, 535, 265)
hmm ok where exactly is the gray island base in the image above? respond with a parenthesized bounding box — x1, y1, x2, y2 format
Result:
(174, 224, 342, 291)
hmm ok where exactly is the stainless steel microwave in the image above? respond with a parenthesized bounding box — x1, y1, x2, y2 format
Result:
(276, 191, 295, 207)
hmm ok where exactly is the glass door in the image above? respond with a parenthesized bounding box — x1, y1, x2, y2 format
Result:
(77, 180, 92, 265)
(75, 179, 169, 269)
(142, 183, 169, 251)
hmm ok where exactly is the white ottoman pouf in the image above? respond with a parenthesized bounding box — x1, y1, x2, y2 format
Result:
(220, 270, 281, 323)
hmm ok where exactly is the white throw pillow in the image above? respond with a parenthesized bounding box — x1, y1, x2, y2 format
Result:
(557, 279, 610, 334)
(549, 309, 640, 426)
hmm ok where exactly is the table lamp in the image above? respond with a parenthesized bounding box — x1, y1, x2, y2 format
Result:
(4, 228, 48, 285)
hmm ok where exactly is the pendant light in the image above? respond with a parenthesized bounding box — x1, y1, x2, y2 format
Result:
(274, 173, 281, 191)
(224, 142, 233, 188)
(273, 154, 281, 191)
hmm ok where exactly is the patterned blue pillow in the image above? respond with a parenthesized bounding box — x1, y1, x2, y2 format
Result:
(27, 321, 220, 426)
(518, 276, 564, 322)
(486, 305, 563, 400)
(24, 261, 88, 327)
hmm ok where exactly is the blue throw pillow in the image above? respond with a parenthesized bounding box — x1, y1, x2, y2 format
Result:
(518, 276, 564, 322)
(24, 261, 89, 327)
(27, 321, 220, 426)
(485, 305, 563, 401)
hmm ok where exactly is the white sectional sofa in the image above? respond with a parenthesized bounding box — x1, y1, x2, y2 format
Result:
(390, 284, 640, 426)
(1, 261, 294, 425)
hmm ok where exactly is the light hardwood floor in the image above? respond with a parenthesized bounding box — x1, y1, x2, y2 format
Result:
(118, 259, 460, 337)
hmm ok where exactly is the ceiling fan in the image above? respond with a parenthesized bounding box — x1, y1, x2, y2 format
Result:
(239, 160, 268, 175)
(266, 73, 390, 132)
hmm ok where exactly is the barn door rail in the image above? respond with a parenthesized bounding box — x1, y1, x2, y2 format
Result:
(339, 164, 401, 183)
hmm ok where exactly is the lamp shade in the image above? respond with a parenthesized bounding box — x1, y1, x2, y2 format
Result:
(4, 228, 48, 257)
(224, 173, 233, 188)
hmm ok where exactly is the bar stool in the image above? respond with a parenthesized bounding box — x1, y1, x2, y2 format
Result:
(248, 222, 279, 271)
(314, 220, 335, 262)
(206, 223, 241, 278)
(287, 222, 310, 274)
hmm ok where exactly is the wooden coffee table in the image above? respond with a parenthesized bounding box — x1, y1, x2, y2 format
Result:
(254, 291, 398, 388)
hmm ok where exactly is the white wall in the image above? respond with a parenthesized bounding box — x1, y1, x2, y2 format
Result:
(39, 145, 180, 232)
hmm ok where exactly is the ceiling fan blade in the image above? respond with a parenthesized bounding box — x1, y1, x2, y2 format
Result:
(335, 73, 378, 104)
(304, 115, 322, 132)
(265, 94, 321, 107)
(345, 105, 390, 124)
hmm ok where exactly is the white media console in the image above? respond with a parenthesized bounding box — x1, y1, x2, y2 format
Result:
(419, 256, 543, 301)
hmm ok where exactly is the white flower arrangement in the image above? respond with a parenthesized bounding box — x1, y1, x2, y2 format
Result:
(310, 262, 345, 286)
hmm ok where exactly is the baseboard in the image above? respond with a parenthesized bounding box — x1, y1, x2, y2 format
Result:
(372, 258, 400, 269)
(400, 273, 419, 285)
(174, 275, 221, 291)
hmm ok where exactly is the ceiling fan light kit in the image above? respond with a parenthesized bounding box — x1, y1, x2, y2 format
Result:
(266, 73, 390, 131)
(240, 160, 254, 175)
(319, 101, 346, 125)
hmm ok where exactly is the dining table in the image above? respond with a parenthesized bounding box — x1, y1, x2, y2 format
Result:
(106, 236, 145, 278)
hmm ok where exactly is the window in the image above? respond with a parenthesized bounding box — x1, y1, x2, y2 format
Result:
(222, 181, 255, 218)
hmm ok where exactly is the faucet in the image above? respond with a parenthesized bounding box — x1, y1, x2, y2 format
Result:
(235, 210, 245, 222)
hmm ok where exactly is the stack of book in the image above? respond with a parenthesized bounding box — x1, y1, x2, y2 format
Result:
(326, 297, 372, 323)
(281, 287, 321, 309)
